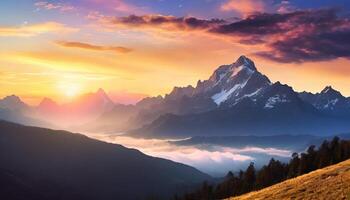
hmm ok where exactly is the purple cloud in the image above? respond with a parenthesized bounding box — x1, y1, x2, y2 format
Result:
(96, 9, 350, 63)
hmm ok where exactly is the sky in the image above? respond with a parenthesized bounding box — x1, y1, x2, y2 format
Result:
(1, 0, 350, 105)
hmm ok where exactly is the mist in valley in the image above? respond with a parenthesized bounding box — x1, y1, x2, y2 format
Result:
(84, 132, 292, 176)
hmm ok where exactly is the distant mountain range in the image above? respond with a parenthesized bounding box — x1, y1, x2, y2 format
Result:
(0, 121, 210, 200)
(299, 86, 350, 116)
(0, 88, 115, 128)
(1, 56, 350, 138)
(172, 133, 350, 153)
(127, 56, 350, 138)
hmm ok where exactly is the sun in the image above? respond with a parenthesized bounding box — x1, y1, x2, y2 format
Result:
(64, 85, 79, 98)
(58, 82, 81, 98)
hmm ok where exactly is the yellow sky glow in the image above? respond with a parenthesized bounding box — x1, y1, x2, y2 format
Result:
(1, 18, 350, 105)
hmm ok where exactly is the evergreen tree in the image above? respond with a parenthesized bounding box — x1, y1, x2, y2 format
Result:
(317, 140, 331, 168)
(242, 162, 256, 193)
(330, 136, 341, 164)
(287, 152, 299, 178)
(176, 138, 350, 200)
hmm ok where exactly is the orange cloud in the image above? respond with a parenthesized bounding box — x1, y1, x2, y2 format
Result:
(55, 41, 132, 53)
(220, 0, 267, 17)
(0, 22, 78, 37)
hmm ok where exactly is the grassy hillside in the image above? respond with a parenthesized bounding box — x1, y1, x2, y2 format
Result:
(228, 159, 350, 200)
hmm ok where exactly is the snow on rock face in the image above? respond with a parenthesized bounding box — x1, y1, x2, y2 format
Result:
(212, 84, 242, 105)
(264, 94, 291, 109)
(323, 98, 339, 109)
(211, 71, 254, 106)
(230, 65, 244, 77)
(209, 56, 269, 106)
(178, 56, 270, 107)
(238, 88, 263, 101)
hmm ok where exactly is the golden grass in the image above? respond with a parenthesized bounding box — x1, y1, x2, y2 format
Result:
(228, 159, 350, 200)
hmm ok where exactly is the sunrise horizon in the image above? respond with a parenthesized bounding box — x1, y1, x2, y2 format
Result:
(2, 1, 350, 106)
(1, 1, 350, 200)
(2, 54, 350, 106)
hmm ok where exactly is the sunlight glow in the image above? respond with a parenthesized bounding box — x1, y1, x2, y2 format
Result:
(58, 82, 81, 98)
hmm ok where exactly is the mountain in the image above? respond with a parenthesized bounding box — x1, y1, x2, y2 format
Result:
(5, 56, 350, 137)
(228, 159, 350, 200)
(173, 133, 350, 155)
(172, 135, 319, 151)
(0, 168, 48, 200)
(194, 55, 271, 107)
(89, 56, 272, 133)
(78, 103, 139, 133)
(129, 56, 350, 138)
(0, 120, 210, 200)
(299, 86, 350, 116)
(37, 97, 60, 113)
(0, 95, 30, 112)
(35, 88, 115, 127)
(0, 95, 49, 127)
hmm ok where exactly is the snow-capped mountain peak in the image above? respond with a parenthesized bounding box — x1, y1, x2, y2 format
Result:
(209, 55, 257, 84)
(299, 86, 350, 115)
(233, 55, 257, 71)
(205, 56, 270, 106)
(321, 86, 332, 94)
(320, 86, 343, 97)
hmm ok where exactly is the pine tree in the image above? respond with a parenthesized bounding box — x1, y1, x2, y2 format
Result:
(287, 152, 299, 178)
(242, 162, 256, 193)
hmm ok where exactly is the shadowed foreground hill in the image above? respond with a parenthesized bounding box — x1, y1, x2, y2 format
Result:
(228, 159, 350, 200)
(0, 121, 210, 200)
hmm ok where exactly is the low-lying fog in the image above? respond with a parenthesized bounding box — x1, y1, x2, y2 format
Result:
(85, 132, 292, 177)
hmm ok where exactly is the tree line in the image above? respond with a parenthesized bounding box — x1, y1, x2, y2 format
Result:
(174, 137, 350, 200)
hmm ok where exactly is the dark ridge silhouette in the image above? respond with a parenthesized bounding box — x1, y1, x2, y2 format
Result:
(0, 121, 210, 200)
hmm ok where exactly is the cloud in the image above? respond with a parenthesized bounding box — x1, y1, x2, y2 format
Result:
(84, 134, 292, 175)
(109, 14, 227, 30)
(35, 1, 75, 12)
(220, 0, 268, 17)
(55, 41, 132, 53)
(109, 0, 147, 13)
(227, 9, 350, 63)
(99, 9, 350, 63)
(220, 0, 295, 16)
(0, 22, 78, 37)
(214, 9, 350, 62)
(277, 0, 295, 14)
(83, 0, 148, 14)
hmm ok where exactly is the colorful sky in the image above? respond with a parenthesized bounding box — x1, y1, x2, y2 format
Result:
(1, 0, 350, 105)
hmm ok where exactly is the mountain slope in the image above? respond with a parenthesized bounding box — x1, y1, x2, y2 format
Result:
(0, 95, 50, 127)
(88, 56, 350, 136)
(228, 159, 350, 200)
(299, 86, 350, 116)
(89, 56, 269, 132)
(129, 56, 350, 138)
(0, 121, 210, 200)
(0, 95, 30, 112)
